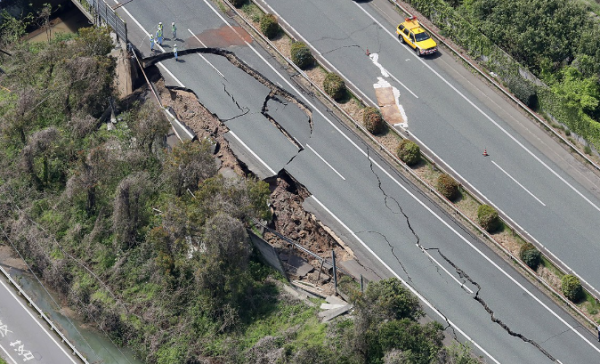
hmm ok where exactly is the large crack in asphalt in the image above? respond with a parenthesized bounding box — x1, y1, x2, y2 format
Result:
(361, 145, 459, 339)
(154, 47, 315, 172)
(431, 248, 558, 362)
(220, 82, 250, 121)
(313, 22, 382, 56)
(261, 91, 304, 152)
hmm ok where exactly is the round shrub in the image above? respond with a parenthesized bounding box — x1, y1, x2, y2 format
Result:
(323, 73, 347, 101)
(396, 139, 421, 166)
(519, 242, 541, 270)
(259, 14, 279, 39)
(290, 42, 314, 70)
(477, 204, 500, 232)
(436, 173, 459, 201)
(561, 274, 583, 302)
(363, 107, 383, 135)
(229, 0, 246, 8)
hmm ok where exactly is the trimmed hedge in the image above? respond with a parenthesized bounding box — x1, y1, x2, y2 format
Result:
(259, 14, 279, 40)
(323, 73, 347, 101)
(519, 242, 541, 270)
(290, 42, 314, 70)
(436, 173, 459, 201)
(561, 274, 583, 302)
(396, 139, 421, 166)
(477, 204, 500, 232)
(363, 107, 383, 135)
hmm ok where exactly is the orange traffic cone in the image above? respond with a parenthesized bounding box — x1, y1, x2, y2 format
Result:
(483, 148, 489, 157)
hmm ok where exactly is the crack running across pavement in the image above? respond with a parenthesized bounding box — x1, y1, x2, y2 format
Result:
(430, 248, 559, 362)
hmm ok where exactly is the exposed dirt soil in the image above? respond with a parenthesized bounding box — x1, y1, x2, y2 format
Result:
(156, 81, 352, 296)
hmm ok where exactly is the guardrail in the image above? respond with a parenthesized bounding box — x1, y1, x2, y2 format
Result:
(0, 266, 89, 363)
(71, 0, 127, 42)
(227, 0, 598, 329)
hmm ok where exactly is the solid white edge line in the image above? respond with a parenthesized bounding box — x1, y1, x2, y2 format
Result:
(310, 195, 501, 364)
(187, 29, 226, 78)
(0, 278, 78, 364)
(492, 161, 546, 206)
(198, 3, 587, 359)
(355, 2, 600, 214)
(306, 144, 346, 180)
(0, 344, 18, 364)
(358, 0, 600, 307)
(257, 1, 381, 104)
(117, 0, 600, 357)
(228, 131, 276, 175)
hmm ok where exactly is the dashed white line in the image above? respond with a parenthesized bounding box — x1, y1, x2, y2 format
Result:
(310, 196, 500, 364)
(228, 131, 276, 175)
(492, 161, 545, 206)
(354, 2, 600, 214)
(306, 144, 345, 180)
(187, 29, 226, 78)
(419, 247, 474, 294)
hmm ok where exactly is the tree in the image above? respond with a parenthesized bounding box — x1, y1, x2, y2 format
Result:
(131, 102, 170, 154)
(164, 140, 218, 196)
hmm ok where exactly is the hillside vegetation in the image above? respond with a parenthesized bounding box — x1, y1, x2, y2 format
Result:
(0, 14, 478, 364)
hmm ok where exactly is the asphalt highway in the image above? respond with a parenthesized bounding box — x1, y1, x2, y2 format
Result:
(257, 0, 600, 301)
(113, 0, 600, 362)
(0, 273, 79, 364)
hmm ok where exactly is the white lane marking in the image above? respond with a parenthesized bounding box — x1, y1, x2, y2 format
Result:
(119, 0, 598, 358)
(257, 2, 380, 104)
(357, 0, 600, 299)
(228, 131, 276, 175)
(198, 3, 510, 360)
(0, 344, 18, 364)
(0, 279, 78, 364)
(187, 29, 226, 78)
(306, 144, 345, 180)
(369, 53, 418, 98)
(311, 196, 499, 363)
(420, 247, 474, 294)
(355, 2, 600, 215)
(112, 0, 184, 87)
(492, 161, 546, 206)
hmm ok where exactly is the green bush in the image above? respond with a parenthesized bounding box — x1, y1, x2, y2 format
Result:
(229, 0, 246, 8)
(363, 107, 383, 135)
(436, 173, 459, 201)
(323, 73, 347, 101)
(561, 274, 583, 302)
(519, 243, 541, 270)
(477, 204, 500, 232)
(259, 14, 279, 39)
(396, 139, 421, 166)
(290, 42, 314, 70)
(506, 77, 538, 109)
